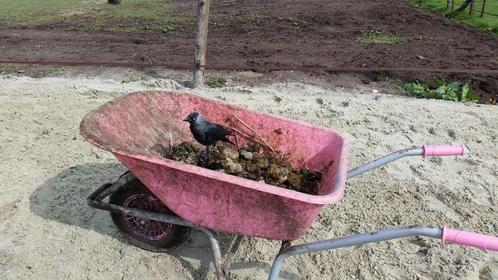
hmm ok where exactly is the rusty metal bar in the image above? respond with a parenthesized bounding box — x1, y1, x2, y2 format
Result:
(3, 60, 498, 75)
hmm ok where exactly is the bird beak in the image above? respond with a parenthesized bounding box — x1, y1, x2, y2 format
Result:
(183, 117, 189, 122)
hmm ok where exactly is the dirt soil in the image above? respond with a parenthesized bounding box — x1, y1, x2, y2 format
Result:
(0, 68, 497, 279)
(0, 0, 497, 101)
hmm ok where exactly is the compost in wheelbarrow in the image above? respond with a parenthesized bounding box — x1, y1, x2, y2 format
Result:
(80, 91, 349, 240)
(153, 141, 324, 195)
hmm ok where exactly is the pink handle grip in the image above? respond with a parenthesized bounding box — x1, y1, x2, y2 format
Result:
(442, 228, 498, 251)
(423, 145, 465, 157)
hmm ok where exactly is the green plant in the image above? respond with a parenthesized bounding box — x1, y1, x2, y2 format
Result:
(402, 77, 479, 102)
(207, 78, 225, 88)
(359, 29, 407, 44)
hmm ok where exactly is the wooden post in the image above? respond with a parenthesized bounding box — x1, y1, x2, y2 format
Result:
(480, 0, 486, 17)
(469, 0, 473, 14)
(193, 0, 210, 88)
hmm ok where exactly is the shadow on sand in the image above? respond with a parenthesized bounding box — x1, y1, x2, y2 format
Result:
(29, 162, 298, 279)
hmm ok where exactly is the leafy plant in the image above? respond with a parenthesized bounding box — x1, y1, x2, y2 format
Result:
(402, 77, 479, 102)
(207, 78, 225, 88)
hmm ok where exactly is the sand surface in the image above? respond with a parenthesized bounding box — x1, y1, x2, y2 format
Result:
(0, 69, 497, 279)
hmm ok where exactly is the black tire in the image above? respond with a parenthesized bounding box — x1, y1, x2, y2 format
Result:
(109, 174, 191, 252)
(108, 0, 121, 4)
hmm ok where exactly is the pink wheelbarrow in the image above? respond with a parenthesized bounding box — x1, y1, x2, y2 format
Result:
(81, 91, 498, 279)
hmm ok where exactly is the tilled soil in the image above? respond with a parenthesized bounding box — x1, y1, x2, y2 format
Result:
(0, 0, 497, 100)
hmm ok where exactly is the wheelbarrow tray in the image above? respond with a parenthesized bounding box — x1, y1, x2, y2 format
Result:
(80, 91, 349, 240)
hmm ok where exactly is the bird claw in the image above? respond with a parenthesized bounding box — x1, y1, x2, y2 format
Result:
(198, 146, 213, 163)
(198, 150, 209, 163)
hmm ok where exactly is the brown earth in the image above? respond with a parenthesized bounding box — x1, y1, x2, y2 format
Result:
(1, 0, 497, 101)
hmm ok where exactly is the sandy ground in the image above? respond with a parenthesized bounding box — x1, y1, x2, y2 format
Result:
(0, 68, 497, 280)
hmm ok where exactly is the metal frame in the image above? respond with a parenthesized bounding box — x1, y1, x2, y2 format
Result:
(347, 147, 423, 178)
(87, 173, 241, 280)
(87, 147, 443, 280)
(268, 226, 442, 280)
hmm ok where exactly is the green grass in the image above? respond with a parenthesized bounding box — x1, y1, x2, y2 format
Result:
(0, 0, 194, 32)
(410, 0, 498, 35)
(0, 0, 82, 26)
(359, 30, 407, 44)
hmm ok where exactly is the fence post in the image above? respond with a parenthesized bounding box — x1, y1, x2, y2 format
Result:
(193, 0, 211, 88)
(469, 0, 473, 14)
(480, 0, 486, 17)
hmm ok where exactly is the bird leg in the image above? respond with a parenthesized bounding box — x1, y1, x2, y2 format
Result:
(198, 144, 214, 163)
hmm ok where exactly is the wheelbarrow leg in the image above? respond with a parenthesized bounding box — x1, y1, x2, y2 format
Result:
(197, 233, 244, 279)
(223, 235, 244, 273)
(199, 228, 227, 280)
(278, 240, 291, 253)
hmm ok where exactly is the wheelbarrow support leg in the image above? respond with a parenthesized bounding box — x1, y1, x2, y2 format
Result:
(199, 229, 227, 280)
(268, 226, 442, 280)
(224, 235, 244, 273)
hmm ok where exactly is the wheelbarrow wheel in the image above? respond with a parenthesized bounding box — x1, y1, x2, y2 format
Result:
(109, 175, 191, 252)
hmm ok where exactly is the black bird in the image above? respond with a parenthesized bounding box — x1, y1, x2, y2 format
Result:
(183, 112, 234, 146)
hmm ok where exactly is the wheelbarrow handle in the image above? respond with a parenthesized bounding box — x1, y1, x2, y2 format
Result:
(423, 145, 465, 157)
(442, 227, 498, 251)
(269, 226, 498, 280)
(347, 144, 465, 178)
